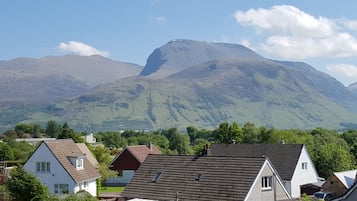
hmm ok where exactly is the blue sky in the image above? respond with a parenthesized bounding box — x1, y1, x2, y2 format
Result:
(2, 1, 357, 86)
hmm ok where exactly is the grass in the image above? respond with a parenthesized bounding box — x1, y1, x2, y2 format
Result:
(99, 186, 125, 193)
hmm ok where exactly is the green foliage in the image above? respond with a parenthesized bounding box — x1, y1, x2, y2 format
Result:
(61, 191, 98, 201)
(242, 122, 259, 143)
(46, 120, 61, 138)
(301, 193, 312, 201)
(96, 132, 127, 149)
(58, 123, 83, 143)
(214, 122, 242, 144)
(6, 166, 50, 201)
(0, 143, 14, 160)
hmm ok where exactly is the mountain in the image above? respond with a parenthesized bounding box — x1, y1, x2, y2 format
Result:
(140, 39, 262, 77)
(4, 40, 356, 133)
(0, 54, 142, 103)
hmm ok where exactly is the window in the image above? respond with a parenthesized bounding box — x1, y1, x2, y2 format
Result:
(302, 162, 308, 170)
(80, 181, 88, 190)
(195, 173, 202, 181)
(36, 162, 50, 172)
(76, 158, 83, 169)
(152, 171, 162, 183)
(117, 170, 123, 177)
(262, 176, 272, 190)
(54, 184, 69, 194)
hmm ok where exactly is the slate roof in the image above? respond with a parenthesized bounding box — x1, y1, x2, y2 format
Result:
(122, 155, 267, 201)
(44, 139, 101, 183)
(209, 143, 304, 180)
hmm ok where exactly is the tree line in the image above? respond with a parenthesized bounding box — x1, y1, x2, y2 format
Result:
(2, 121, 357, 179)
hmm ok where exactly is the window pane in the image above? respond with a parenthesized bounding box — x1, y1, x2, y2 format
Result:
(47, 162, 50, 171)
(36, 162, 40, 171)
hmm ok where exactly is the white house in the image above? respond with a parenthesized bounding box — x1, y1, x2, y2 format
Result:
(82, 133, 96, 144)
(24, 139, 101, 197)
(210, 143, 320, 198)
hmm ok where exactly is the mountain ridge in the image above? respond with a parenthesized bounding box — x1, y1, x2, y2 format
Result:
(1, 39, 357, 132)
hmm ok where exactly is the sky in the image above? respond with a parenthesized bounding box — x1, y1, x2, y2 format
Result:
(2, 1, 357, 86)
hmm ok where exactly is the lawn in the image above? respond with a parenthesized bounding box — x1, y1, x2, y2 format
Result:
(99, 186, 125, 193)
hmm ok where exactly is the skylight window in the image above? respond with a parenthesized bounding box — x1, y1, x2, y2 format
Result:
(152, 171, 162, 183)
(195, 173, 202, 181)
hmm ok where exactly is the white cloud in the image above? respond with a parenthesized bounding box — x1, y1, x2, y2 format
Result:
(155, 16, 166, 24)
(326, 64, 357, 78)
(57, 41, 109, 57)
(234, 5, 357, 59)
(326, 64, 357, 85)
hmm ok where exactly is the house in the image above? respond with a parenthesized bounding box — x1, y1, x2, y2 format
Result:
(209, 143, 320, 198)
(24, 139, 101, 197)
(82, 133, 96, 144)
(122, 154, 292, 201)
(322, 170, 357, 197)
(106, 144, 161, 186)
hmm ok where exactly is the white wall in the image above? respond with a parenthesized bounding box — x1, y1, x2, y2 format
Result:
(24, 143, 98, 197)
(73, 179, 97, 196)
(290, 145, 319, 198)
(105, 170, 135, 186)
(24, 143, 76, 194)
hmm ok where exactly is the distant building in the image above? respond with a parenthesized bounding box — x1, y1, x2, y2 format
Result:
(82, 133, 96, 144)
(323, 170, 357, 197)
(106, 143, 161, 186)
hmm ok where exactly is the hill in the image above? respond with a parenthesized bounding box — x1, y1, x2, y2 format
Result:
(0, 55, 142, 104)
(2, 40, 357, 132)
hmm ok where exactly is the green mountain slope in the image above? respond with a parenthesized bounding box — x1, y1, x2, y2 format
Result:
(22, 59, 357, 132)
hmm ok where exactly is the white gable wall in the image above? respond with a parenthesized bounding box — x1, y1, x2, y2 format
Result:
(245, 160, 291, 201)
(24, 143, 76, 194)
(290, 145, 319, 198)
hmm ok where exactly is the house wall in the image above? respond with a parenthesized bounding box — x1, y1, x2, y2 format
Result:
(24, 143, 76, 195)
(105, 170, 135, 186)
(246, 162, 290, 201)
(111, 149, 141, 170)
(291, 145, 319, 198)
(323, 175, 348, 197)
(73, 179, 97, 196)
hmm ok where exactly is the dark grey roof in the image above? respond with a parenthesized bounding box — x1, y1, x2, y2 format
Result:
(122, 155, 266, 201)
(210, 144, 304, 180)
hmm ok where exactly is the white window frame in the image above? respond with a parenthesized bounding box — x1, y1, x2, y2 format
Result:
(54, 184, 69, 194)
(76, 158, 83, 170)
(262, 176, 272, 190)
(36, 162, 50, 172)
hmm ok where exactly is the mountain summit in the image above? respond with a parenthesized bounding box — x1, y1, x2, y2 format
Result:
(140, 39, 262, 77)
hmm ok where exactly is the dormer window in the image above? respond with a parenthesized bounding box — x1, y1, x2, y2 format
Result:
(68, 155, 84, 170)
(76, 158, 83, 169)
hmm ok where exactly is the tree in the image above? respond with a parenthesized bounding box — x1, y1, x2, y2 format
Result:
(6, 166, 50, 201)
(169, 133, 192, 155)
(242, 122, 259, 143)
(58, 123, 83, 143)
(314, 143, 355, 178)
(215, 122, 242, 144)
(0, 143, 14, 161)
(45, 120, 60, 138)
